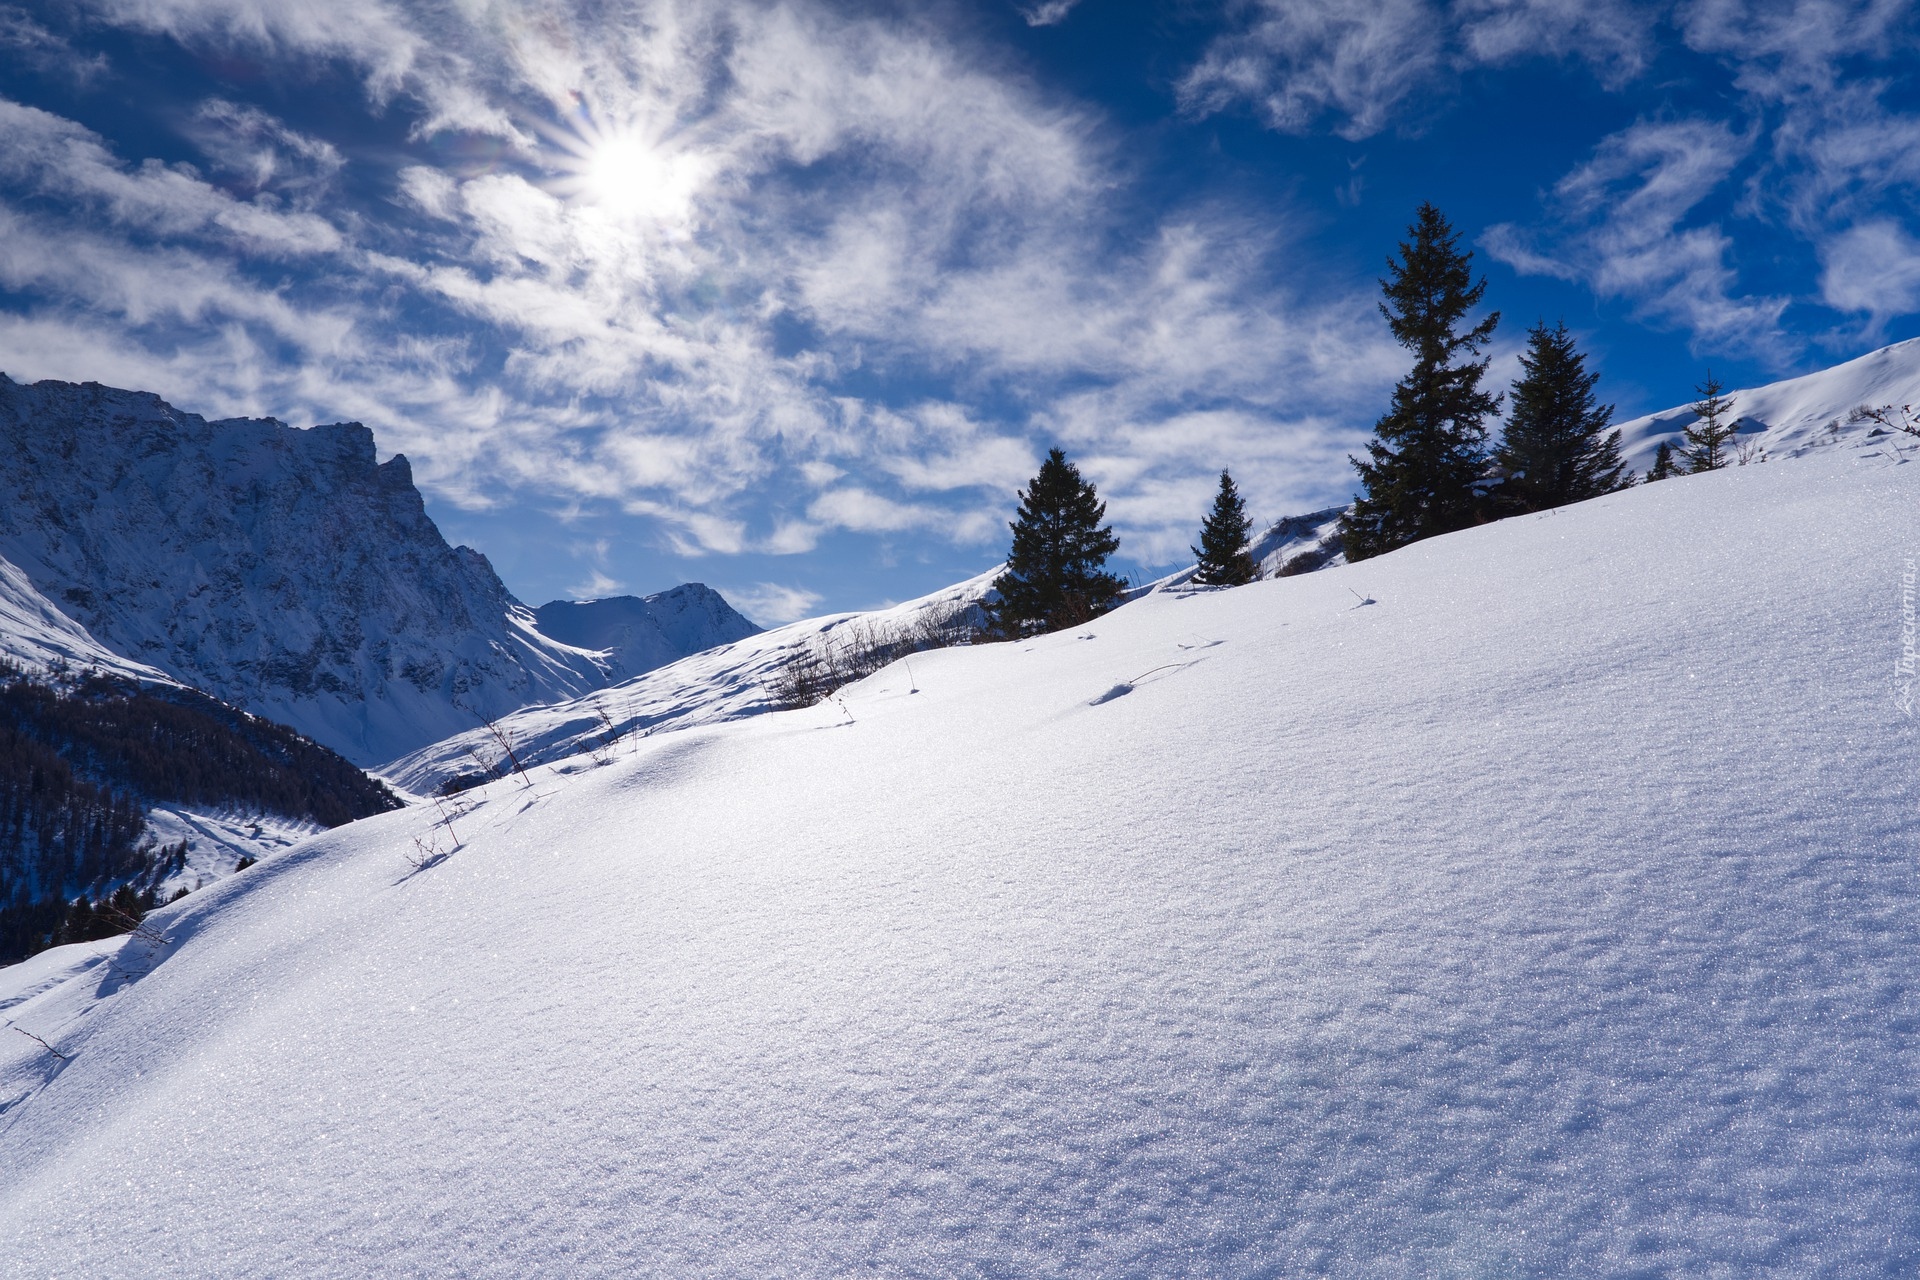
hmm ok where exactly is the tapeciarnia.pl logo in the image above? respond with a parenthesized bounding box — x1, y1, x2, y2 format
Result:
(1899, 556, 1916, 717)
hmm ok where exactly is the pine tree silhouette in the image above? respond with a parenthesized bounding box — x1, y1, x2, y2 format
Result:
(1681, 372, 1737, 473)
(1493, 321, 1633, 512)
(1192, 470, 1256, 586)
(987, 448, 1124, 637)
(1342, 203, 1501, 561)
(1646, 441, 1678, 482)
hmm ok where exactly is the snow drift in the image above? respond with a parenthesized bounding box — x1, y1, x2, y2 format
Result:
(0, 450, 1914, 1275)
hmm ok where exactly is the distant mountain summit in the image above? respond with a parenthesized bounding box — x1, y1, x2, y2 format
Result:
(0, 375, 619, 766)
(534, 586, 761, 681)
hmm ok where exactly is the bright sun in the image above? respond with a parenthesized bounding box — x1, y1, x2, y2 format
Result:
(585, 134, 666, 214)
(549, 112, 701, 225)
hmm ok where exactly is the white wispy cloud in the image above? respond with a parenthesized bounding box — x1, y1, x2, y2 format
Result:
(1818, 220, 1920, 330)
(1484, 118, 1792, 359)
(0, 0, 1409, 574)
(1186, 0, 1920, 358)
(0, 6, 109, 81)
(1020, 0, 1083, 26)
(1179, 0, 1659, 140)
(1179, 0, 1447, 140)
(725, 581, 824, 625)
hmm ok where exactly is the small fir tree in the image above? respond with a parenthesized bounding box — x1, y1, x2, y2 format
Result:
(1192, 470, 1256, 586)
(1680, 371, 1737, 473)
(986, 448, 1124, 638)
(1646, 441, 1678, 482)
(1342, 203, 1501, 561)
(1492, 320, 1633, 512)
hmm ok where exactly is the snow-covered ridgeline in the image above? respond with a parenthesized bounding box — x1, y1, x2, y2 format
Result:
(1158, 337, 1920, 595)
(382, 570, 996, 794)
(1614, 335, 1920, 467)
(1, 452, 1911, 1273)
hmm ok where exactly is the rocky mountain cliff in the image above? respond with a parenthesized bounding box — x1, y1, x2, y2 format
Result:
(0, 376, 616, 766)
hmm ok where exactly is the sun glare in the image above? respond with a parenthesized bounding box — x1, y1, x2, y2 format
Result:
(585, 135, 664, 212)
(549, 112, 702, 225)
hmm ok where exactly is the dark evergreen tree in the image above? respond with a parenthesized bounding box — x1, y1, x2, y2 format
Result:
(987, 448, 1124, 638)
(1191, 470, 1256, 586)
(1681, 371, 1737, 473)
(1646, 441, 1678, 482)
(1341, 203, 1501, 561)
(1492, 320, 1633, 512)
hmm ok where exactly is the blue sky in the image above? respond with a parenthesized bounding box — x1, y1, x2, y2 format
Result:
(1, 0, 1916, 621)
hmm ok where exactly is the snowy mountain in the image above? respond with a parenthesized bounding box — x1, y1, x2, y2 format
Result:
(0, 663, 401, 963)
(532, 585, 761, 682)
(0, 549, 173, 686)
(1, 444, 1911, 1273)
(0, 542, 401, 943)
(0, 375, 616, 766)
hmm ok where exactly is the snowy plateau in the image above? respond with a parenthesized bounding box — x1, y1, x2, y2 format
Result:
(0, 344, 1915, 1275)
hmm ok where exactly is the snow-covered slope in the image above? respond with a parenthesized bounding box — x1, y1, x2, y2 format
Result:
(532, 584, 761, 682)
(385, 571, 993, 792)
(1617, 334, 1920, 467)
(1, 451, 1912, 1274)
(0, 375, 612, 765)
(1147, 504, 1349, 593)
(0, 549, 172, 685)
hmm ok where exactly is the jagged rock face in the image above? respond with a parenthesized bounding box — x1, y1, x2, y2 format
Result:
(533, 585, 761, 681)
(0, 375, 610, 767)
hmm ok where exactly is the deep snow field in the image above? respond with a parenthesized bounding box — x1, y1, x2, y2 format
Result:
(0, 450, 1915, 1276)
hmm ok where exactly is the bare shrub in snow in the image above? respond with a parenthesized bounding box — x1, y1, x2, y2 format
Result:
(770, 603, 981, 710)
(1848, 403, 1920, 439)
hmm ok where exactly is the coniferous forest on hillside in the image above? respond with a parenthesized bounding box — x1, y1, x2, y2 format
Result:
(0, 662, 400, 964)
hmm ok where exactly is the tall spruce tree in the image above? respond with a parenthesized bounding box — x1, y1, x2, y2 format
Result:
(1492, 320, 1632, 512)
(986, 448, 1124, 638)
(1341, 203, 1501, 561)
(1680, 371, 1737, 473)
(1192, 469, 1256, 586)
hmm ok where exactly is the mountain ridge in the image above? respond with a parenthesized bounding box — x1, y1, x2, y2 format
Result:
(0, 376, 758, 767)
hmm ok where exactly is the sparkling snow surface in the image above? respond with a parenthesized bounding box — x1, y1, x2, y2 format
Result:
(1, 455, 1915, 1276)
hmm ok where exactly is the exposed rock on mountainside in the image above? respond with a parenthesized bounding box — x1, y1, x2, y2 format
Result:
(0, 375, 613, 765)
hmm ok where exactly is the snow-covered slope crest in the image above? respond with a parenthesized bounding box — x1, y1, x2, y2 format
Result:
(532, 584, 761, 682)
(384, 570, 994, 792)
(2, 453, 1913, 1275)
(1617, 334, 1920, 467)
(0, 549, 171, 685)
(0, 375, 612, 766)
